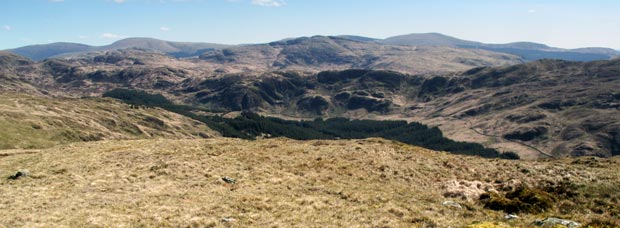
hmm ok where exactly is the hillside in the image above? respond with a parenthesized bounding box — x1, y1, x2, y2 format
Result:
(1, 137, 618, 227)
(0, 52, 41, 94)
(412, 59, 620, 159)
(0, 93, 217, 149)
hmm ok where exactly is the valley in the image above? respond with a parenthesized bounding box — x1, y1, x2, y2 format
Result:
(1, 31, 619, 228)
(2, 45, 618, 158)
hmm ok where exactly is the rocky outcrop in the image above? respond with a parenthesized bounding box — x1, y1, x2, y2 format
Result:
(504, 127, 548, 141)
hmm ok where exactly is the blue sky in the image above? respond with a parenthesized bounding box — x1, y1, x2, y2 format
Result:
(1, 0, 619, 50)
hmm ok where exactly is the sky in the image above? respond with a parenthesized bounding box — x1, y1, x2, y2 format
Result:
(1, 0, 619, 50)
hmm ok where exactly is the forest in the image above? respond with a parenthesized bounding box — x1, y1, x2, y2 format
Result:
(103, 88, 519, 159)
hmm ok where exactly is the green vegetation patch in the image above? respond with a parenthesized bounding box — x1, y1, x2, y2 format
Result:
(104, 88, 519, 159)
(481, 186, 555, 214)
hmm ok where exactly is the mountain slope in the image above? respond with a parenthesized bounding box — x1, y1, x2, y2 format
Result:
(0, 93, 217, 149)
(417, 59, 620, 158)
(0, 52, 41, 94)
(1, 137, 618, 227)
(381, 33, 620, 61)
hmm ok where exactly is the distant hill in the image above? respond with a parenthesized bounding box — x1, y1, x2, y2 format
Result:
(102, 37, 230, 58)
(6, 38, 230, 61)
(0, 51, 33, 66)
(6, 33, 619, 62)
(198, 35, 522, 74)
(379, 33, 620, 61)
(335, 35, 381, 43)
(382, 32, 481, 47)
(8, 43, 95, 61)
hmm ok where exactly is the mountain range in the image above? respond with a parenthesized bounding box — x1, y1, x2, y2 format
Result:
(7, 37, 230, 61)
(5, 33, 619, 62)
(376, 33, 620, 61)
(1, 46, 619, 158)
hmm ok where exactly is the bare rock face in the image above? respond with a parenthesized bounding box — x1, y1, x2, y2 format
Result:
(297, 96, 329, 115)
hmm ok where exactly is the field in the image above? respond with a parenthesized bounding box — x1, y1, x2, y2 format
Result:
(1, 138, 618, 227)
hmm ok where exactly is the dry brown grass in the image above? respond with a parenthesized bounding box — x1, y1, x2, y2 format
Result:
(0, 93, 217, 150)
(1, 137, 618, 227)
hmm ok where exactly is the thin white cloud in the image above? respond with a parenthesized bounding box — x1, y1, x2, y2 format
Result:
(3, 25, 11, 31)
(101, 33, 123, 39)
(160, 26, 171, 31)
(78, 35, 88, 39)
(114, 0, 126, 3)
(528, 9, 536, 13)
(251, 0, 285, 7)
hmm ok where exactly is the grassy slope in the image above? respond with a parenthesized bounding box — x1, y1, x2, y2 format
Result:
(1, 138, 618, 227)
(0, 93, 217, 149)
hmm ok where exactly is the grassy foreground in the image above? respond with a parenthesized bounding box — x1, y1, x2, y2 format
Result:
(1, 138, 618, 227)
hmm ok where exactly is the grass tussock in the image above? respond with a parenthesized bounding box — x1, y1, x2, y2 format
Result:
(481, 186, 555, 214)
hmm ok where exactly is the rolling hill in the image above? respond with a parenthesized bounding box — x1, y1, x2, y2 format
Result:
(6, 33, 618, 63)
(198, 35, 522, 74)
(7, 38, 230, 61)
(0, 93, 217, 150)
(380, 33, 620, 61)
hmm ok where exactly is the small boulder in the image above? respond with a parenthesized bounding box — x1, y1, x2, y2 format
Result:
(504, 214, 519, 220)
(442, 201, 462, 209)
(222, 177, 236, 184)
(221, 217, 235, 223)
(532, 218, 580, 228)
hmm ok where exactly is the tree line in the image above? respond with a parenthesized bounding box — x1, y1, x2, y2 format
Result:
(103, 88, 519, 159)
